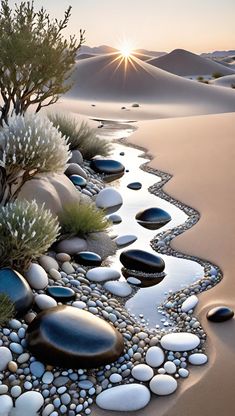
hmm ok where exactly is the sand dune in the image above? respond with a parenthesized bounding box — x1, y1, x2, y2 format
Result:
(63, 52, 235, 118)
(148, 48, 235, 76)
(211, 74, 235, 88)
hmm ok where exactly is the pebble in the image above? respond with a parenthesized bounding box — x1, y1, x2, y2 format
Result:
(132, 364, 154, 381)
(72, 301, 87, 309)
(96, 384, 151, 411)
(164, 361, 177, 374)
(146, 346, 165, 367)
(104, 281, 132, 297)
(56, 253, 71, 263)
(25, 262, 48, 290)
(95, 187, 123, 210)
(0, 395, 13, 415)
(13, 391, 44, 415)
(39, 255, 59, 272)
(114, 235, 137, 247)
(160, 333, 200, 351)
(188, 353, 208, 365)
(178, 368, 189, 378)
(109, 373, 122, 383)
(11, 386, 22, 398)
(86, 267, 120, 282)
(150, 374, 178, 395)
(181, 295, 199, 312)
(30, 361, 45, 378)
(35, 294, 57, 310)
(0, 347, 12, 371)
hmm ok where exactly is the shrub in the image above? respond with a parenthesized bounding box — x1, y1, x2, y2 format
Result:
(0, 1, 85, 124)
(197, 76, 204, 81)
(59, 202, 111, 238)
(0, 200, 60, 270)
(231, 83, 235, 89)
(49, 113, 112, 159)
(212, 72, 223, 79)
(0, 294, 15, 326)
(0, 113, 71, 203)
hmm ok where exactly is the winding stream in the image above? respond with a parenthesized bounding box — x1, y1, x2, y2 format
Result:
(96, 121, 205, 327)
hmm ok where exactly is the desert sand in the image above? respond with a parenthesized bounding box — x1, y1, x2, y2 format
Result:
(148, 48, 235, 76)
(211, 73, 235, 88)
(122, 112, 235, 416)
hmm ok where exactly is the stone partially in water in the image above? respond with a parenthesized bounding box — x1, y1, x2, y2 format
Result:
(114, 234, 137, 248)
(69, 175, 87, 188)
(127, 182, 142, 190)
(122, 268, 165, 287)
(104, 281, 132, 298)
(207, 306, 234, 322)
(26, 305, 124, 368)
(0, 268, 33, 317)
(73, 251, 102, 267)
(95, 187, 123, 213)
(96, 384, 151, 411)
(107, 214, 122, 224)
(90, 159, 125, 176)
(135, 207, 171, 230)
(46, 286, 76, 303)
(120, 249, 165, 274)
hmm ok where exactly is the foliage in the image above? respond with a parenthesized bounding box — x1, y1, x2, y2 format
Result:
(0, 294, 15, 325)
(212, 72, 223, 79)
(0, 200, 60, 270)
(49, 113, 112, 159)
(0, 113, 71, 204)
(0, 0, 85, 124)
(231, 83, 235, 89)
(59, 202, 111, 238)
(197, 76, 204, 81)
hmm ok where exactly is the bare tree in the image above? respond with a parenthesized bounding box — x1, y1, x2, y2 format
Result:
(0, 1, 85, 124)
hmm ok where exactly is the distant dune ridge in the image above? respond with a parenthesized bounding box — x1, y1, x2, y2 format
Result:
(65, 52, 235, 118)
(211, 74, 235, 88)
(147, 49, 235, 76)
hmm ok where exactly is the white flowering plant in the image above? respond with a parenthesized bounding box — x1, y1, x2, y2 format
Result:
(0, 113, 71, 204)
(0, 199, 60, 270)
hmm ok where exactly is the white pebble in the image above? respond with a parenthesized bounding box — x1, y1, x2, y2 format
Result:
(188, 353, 208, 365)
(35, 294, 57, 310)
(160, 333, 200, 351)
(0, 347, 12, 371)
(25, 263, 48, 290)
(164, 361, 177, 374)
(181, 295, 199, 312)
(150, 374, 177, 396)
(96, 384, 150, 411)
(146, 346, 165, 368)
(132, 364, 154, 381)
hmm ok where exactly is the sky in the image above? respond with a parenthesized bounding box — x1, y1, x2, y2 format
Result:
(10, 0, 235, 53)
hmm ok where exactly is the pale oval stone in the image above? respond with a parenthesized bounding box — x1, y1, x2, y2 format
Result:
(104, 281, 132, 297)
(0, 347, 12, 371)
(25, 263, 48, 290)
(96, 384, 150, 411)
(56, 253, 71, 263)
(48, 269, 61, 280)
(86, 267, 120, 282)
(96, 187, 123, 210)
(55, 237, 87, 255)
(178, 368, 189, 378)
(13, 391, 44, 415)
(109, 373, 122, 383)
(127, 277, 142, 285)
(160, 332, 200, 351)
(146, 346, 165, 367)
(42, 404, 55, 416)
(42, 371, 54, 384)
(132, 364, 154, 381)
(38, 256, 59, 272)
(17, 353, 30, 364)
(35, 294, 57, 310)
(61, 262, 75, 274)
(181, 295, 199, 312)
(114, 235, 137, 247)
(72, 301, 86, 309)
(0, 395, 13, 415)
(188, 353, 208, 365)
(8, 361, 18, 373)
(164, 361, 177, 374)
(150, 374, 177, 395)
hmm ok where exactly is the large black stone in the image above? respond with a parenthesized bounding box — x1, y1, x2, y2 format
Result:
(74, 251, 102, 267)
(90, 159, 125, 176)
(0, 268, 33, 317)
(69, 175, 87, 188)
(120, 249, 165, 274)
(207, 306, 234, 322)
(46, 286, 76, 303)
(135, 207, 171, 230)
(127, 182, 142, 190)
(26, 305, 124, 369)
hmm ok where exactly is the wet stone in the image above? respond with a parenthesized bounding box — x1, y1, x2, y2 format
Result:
(69, 175, 87, 188)
(90, 159, 125, 176)
(74, 251, 102, 267)
(120, 249, 165, 274)
(136, 207, 171, 230)
(46, 286, 76, 303)
(127, 182, 142, 190)
(207, 306, 234, 322)
(0, 268, 33, 317)
(26, 305, 124, 369)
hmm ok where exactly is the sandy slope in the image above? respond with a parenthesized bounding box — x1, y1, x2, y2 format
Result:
(148, 49, 235, 76)
(124, 112, 235, 416)
(61, 53, 235, 119)
(211, 74, 235, 88)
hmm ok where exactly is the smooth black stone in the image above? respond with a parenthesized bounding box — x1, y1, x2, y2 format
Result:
(127, 182, 142, 190)
(207, 306, 234, 322)
(119, 152, 125, 156)
(135, 207, 171, 230)
(46, 286, 76, 303)
(74, 251, 102, 266)
(69, 175, 87, 188)
(26, 305, 124, 369)
(0, 268, 33, 317)
(120, 249, 165, 273)
(108, 214, 122, 224)
(90, 159, 125, 175)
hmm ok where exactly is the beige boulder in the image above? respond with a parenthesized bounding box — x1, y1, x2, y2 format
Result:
(19, 173, 80, 217)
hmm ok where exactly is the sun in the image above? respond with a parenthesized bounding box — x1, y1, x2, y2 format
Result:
(119, 41, 134, 58)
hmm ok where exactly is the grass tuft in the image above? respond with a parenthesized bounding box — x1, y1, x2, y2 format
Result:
(0, 294, 15, 326)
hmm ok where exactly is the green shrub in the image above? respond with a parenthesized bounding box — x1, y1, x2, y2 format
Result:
(49, 113, 112, 159)
(197, 76, 204, 81)
(59, 202, 111, 238)
(212, 72, 223, 79)
(0, 294, 15, 326)
(0, 200, 60, 270)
